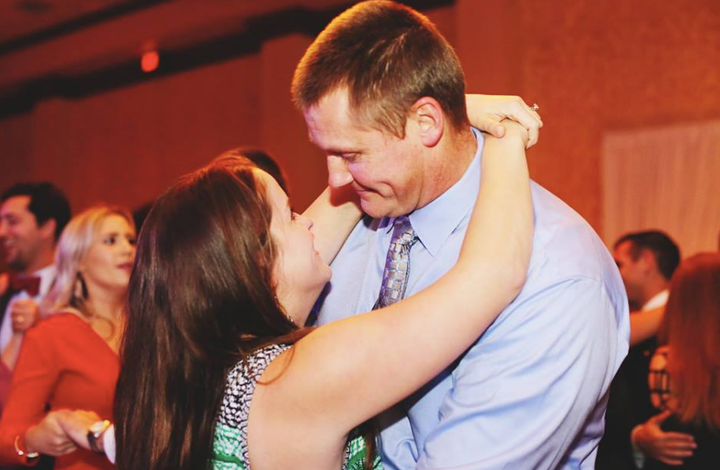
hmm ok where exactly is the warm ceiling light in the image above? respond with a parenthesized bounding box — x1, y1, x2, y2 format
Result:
(141, 50, 159, 73)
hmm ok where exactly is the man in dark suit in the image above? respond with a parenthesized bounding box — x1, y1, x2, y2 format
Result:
(0, 183, 70, 391)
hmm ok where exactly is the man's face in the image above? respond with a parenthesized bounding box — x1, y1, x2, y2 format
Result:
(0, 196, 48, 272)
(303, 88, 425, 218)
(613, 240, 646, 307)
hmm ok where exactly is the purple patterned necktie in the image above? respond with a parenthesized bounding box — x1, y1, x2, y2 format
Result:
(374, 216, 419, 309)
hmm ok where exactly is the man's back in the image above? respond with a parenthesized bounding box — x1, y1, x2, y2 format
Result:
(317, 149, 629, 469)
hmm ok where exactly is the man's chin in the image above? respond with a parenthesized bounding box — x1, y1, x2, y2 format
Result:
(7, 256, 27, 272)
(360, 201, 407, 219)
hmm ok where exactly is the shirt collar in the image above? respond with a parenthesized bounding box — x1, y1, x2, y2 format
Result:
(642, 289, 669, 311)
(33, 264, 56, 297)
(396, 127, 483, 257)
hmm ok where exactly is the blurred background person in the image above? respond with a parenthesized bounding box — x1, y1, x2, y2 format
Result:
(598, 230, 684, 469)
(0, 182, 71, 413)
(614, 230, 680, 314)
(633, 253, 720, 468)
(0, 205, 136, 470)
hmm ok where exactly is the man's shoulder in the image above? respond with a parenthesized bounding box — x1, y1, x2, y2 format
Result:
(527, 181, 618, 286)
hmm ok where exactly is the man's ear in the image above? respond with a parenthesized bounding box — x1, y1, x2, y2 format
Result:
(639, 249, 658, 274)
(409, 97, 444, 148)
(38, 218, 57, 242)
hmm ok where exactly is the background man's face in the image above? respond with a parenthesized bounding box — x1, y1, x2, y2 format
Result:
(0, 195, 46, 272)
(303, 88, 425, 218)
(613, 240, 646, 307)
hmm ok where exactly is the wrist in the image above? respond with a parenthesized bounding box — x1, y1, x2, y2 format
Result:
(87, 420, 111, 454)
(631, 424, 646, 453)
(15, 433, 40, 465)
(483, 133, 527, 154)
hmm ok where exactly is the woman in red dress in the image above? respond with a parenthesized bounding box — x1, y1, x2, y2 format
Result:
(0, 205, 136, 470)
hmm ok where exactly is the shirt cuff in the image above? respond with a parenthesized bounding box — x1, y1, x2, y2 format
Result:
(103, 425, 116, 464)
(630, 425, 646, 469)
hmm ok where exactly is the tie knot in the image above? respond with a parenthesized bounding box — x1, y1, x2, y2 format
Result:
(391, 216, 417, 248)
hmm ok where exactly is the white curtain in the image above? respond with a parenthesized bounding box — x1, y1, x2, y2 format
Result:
(602, 120, 720, 257)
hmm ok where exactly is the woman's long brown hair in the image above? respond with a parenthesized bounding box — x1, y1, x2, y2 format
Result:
(659, 252, 720, 430)
(114, 158, 303, 470)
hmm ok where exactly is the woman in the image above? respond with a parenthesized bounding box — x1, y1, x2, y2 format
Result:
(0, 205, 136, 470)
(634, 253, 720, 469)
(108, 105, 533, 470)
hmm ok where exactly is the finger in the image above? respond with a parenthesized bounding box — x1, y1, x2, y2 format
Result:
(509, 101, 543, 131)
(651, 409, 674, 424)
(663, 432, 696, 443)
(662, 440, 697, 450)
(662, 448, 694, 458)
(658, 456, 685, 466)
(12, 299, 32, 309)
(517, 99, 544, 127)
(474, 116, 506, 138)
(526, 125, 539, 149)
(511, 98, 543, 126)
(57, 444, 78, 456)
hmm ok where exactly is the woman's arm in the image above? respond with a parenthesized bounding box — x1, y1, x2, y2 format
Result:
(0, 327, 71, 465)
(302, 184, 362, 265)
(252, 122, 533, 455)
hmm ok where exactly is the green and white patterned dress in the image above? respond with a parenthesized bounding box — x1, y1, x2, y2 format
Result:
(211, 344, 382, 470)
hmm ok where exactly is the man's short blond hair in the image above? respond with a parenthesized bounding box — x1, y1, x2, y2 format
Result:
(292, 0, 469, 137)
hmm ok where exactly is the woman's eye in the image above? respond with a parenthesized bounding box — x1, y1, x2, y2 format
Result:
(103, 236, 116, 245)
(128, 237, 138, 246)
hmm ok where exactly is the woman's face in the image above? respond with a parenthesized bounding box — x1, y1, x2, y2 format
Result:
(261, 171, 331, 324)
(81, 214, 137, 297)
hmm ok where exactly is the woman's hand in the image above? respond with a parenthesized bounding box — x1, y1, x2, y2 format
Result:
(56, 410, 102, 451)
(24, 410, 79, 457)
(484, 119, 530, 152)
(632, 410, 696, 466)
(466, 94, 542, 148)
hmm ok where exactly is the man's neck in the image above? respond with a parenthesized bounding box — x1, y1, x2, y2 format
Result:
(21, 248, 55, 276)
(418, 127, 477, 208)
(639, 280, 670, 309)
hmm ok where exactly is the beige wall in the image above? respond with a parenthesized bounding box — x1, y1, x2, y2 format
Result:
(1, 0, 718, 231)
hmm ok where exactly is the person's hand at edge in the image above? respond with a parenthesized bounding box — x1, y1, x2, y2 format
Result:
(632, 410, 697, 466)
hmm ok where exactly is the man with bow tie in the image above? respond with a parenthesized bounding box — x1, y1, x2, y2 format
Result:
(0, 183, 71, 413)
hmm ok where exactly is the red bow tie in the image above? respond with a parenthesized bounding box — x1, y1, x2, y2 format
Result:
(8, 274, 41, 297)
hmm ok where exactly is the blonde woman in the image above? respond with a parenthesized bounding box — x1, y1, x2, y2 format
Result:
(0, 205, 136, 470)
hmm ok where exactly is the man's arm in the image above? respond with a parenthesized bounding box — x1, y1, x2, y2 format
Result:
(417, 277, 621, 469)
(629, 306, 664, 346)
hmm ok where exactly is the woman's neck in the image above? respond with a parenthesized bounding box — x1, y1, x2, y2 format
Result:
(84, 287, 124, 321)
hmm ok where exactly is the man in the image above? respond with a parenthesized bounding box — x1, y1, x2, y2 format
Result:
(292, 1, 629, 468)
(598, 230, 692, 469)
(0, 182, 71, 375)
(613, 231, 680, 313)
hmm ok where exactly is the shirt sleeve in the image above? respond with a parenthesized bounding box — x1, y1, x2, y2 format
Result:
(0, 323, 60, 465)
(417, 277, 622, 470)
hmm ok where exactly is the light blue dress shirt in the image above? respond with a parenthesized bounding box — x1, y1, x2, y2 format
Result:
(316, 128, 630, 469)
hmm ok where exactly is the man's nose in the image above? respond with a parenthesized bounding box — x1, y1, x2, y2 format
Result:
(327, 156, 353, 189)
